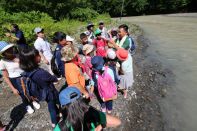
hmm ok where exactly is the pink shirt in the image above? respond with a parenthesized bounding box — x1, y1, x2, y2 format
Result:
(84, 56, 92, 79)
(93, 38, 107, 57)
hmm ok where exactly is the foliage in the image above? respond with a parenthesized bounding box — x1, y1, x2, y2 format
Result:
(0, 10, 111, 45)
(0, 0, 195, 18)
(70, 8, 98, 21)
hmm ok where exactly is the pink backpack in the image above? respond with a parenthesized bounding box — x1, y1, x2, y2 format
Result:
(97, 66, 117, 101)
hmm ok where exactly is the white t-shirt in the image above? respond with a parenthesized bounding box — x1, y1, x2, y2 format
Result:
(0, 58, 24, 78)
(34, 37, 53, 61)
(122, 54, 133, 73)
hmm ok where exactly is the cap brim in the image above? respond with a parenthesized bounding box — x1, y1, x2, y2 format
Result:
(0, 44, 14, 54)
(93, 65, 103, 71)
(66, 36, 74, 41)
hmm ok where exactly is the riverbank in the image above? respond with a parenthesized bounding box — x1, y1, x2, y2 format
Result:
(0, 25, 174, 131)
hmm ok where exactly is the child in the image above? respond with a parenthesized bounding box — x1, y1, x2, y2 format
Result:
(19, 47, 59, 127)
(93, 29, 108, 57)
(0, 41, 39, 114)
(91, 56, 117, 114)
(34, 27, 53, 74)
(84, 23, 95, 43)
(54, 87, 121, 131)
(61, 46, 89, 98)
(106, 49, 120, 85)
(78, 33, 89, 55)
(116, 48, 134, 98)
(82, 44, 95, 96)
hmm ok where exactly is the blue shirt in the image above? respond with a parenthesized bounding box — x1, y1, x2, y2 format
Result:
(55, 44, 65, 77)
(15, 30, 27, 46)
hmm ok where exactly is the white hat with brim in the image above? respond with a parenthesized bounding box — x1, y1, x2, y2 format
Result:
(66, 35, 74, 42)
(0, 41, 14, 54)
(34, 27, 44, 34)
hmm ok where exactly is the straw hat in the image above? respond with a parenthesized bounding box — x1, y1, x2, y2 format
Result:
(61, 45, 79, 62)
(82, 44, 94, 55)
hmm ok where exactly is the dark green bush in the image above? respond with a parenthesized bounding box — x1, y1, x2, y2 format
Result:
(70, 8, 99, 22)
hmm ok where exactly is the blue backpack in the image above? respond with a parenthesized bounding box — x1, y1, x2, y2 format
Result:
(128, 36, 136, 55)
(21, 69, 47, 101)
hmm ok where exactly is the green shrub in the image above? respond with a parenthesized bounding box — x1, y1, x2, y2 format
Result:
(0, 9, 111, 45)
(70, 8, 99, 22)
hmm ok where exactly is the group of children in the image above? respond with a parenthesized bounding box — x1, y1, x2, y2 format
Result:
(0, 21, 135, 131)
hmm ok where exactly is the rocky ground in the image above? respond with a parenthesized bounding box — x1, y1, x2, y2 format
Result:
(0, 28, 174, 131)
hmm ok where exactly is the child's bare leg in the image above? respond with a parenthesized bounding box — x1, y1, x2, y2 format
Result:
(106, 114, 121, 127)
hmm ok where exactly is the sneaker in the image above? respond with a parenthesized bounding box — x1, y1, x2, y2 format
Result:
(101, 107, 106, 113)
(26, 105, 34, 114)
(53, 82, 58, 85)
(51, 123, 56, 128)
(107, 110, 112, 114)
(32, 101, 40, 110)
(57, 77, 62, 81)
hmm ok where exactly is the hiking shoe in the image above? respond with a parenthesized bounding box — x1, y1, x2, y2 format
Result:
(26, 105, 34, 114)
(33, 101, 40, 110)
(52, 123, 56, 128)
(101, 107, 106, 113)
(57, 77, 62, 81)
(53, 82, 58, 85)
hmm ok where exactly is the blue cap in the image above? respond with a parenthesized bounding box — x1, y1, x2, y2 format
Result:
(0, 41, 14, 54)
(91, 56, 104, 71)
(59, 87, 81, 106)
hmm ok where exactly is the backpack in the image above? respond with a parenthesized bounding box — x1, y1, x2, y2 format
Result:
(96, 66, 117, 101)
(51, 49, 61, 77)
(21, 69, 47, 101)
(128, 36, 136, 55)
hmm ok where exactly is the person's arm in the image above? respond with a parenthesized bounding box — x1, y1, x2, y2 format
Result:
(5, 33, 19, 41)
(56, 50, 65, 77)
(2, 70, 19, 95)
(39, 52, 49, 65)
(109, 39, 120, 49)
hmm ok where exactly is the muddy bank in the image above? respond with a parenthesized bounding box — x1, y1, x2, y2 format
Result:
(0, 32, 174, 131)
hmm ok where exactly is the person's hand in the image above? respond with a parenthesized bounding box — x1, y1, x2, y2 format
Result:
(12, 88, 19, 95)
(95, 125, 102, 131)
(110, 39, 116, 46)
(83, 92, 90, 99)
(5, 33, 11, 37)
(43, 59, 49, 65)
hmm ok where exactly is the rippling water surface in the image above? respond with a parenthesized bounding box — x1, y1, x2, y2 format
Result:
(121, 13, 197, 131)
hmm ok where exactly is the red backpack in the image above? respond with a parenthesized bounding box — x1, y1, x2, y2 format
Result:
(96, 66, 117, 101)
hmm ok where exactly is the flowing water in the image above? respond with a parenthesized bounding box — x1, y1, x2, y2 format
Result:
(121, 13, 197, 131)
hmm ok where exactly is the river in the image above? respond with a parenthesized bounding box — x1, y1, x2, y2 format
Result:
(121, 13, 197, 131)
